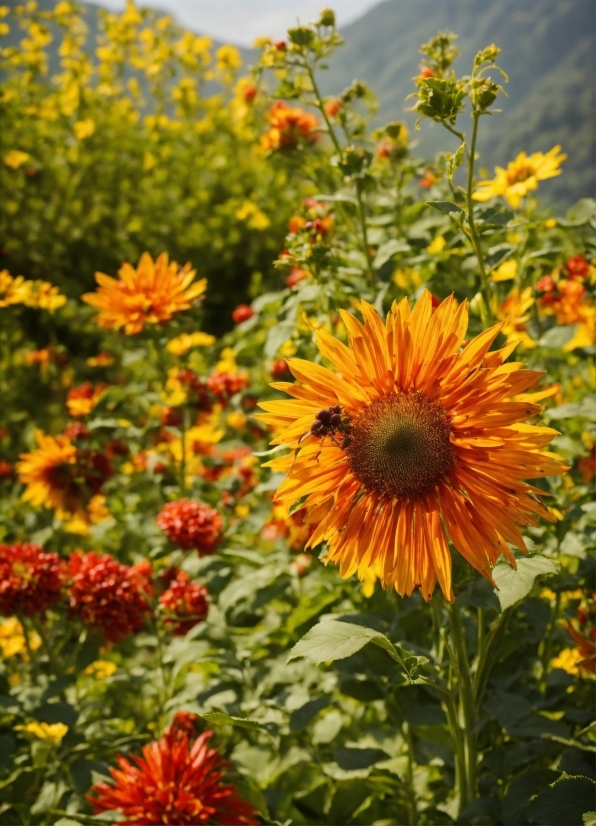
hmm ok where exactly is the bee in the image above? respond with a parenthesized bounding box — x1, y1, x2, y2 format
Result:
(307, 404, 352, 456)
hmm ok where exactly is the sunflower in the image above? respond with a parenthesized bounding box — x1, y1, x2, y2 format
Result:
(82, 252, 207, 335)
(256, 293, 567, 601)
(17, 431, 78, 516)
(473, 145, 566, 209)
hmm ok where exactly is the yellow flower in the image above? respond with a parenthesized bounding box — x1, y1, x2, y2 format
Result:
(214, 347, 237, 374)
(166, 331, 215, 356)
(473, 146, 567, 209)
(216, 44, 241, 72)
(15, 722, 68, 746)
(0, 270, 33, 307)
(3, 150, 30, 169)
(235, 504, 250, 519)
(73, 118, 95, 140)
(227, 411, 247, 430)
(491, 259, 518, 282)
(236, 200, 270, 230)
(87, 352, 114, 367)
(17, 431, 78, 517)
(427, 236, 446, 255)
(0, 617, 41, 659)
(551, 647, 580, 675)
(82, 252, 207, 335)
(497, 286, 536, 349)
(393, 268, 422, 291)
(84, 659, 117, 679)
(257, 292, 567, 601)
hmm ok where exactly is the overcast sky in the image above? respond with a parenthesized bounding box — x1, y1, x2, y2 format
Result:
(93, 0, 380, 46)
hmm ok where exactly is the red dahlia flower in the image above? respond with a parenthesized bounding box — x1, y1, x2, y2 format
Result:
(157, 499, 223, 554)
(232, 304, 254, 324)
(67, 552, 152, 642)
(89, 729, 259, 825)
(0, 543, 66, 616)
(565, 255, 589, 279)
(159, 570, 209, 635)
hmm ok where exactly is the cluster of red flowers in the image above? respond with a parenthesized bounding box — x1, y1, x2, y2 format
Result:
(535, 255, 592, 325)
(0, 542, 66, 616)
(260, 100, 319, 152)
(68, 552, 153, 642)
(89, 721, 259, 825)
(206, 371, 250, 405)
(157, 499, 223, 554)
(159, 569, 209, 635)
(66, 382, 105, 417)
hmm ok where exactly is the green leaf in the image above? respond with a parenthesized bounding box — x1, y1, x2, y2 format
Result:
(583, 813, 596, 826)
(501, 768, 559, 825)
(539, 325, 577, 349)
(34, 701, 78, 728)
(287, 619, 407, 669)
(493, 555, 558, 611)
(446, 143, 465, 179)
(545, 397, 596, 422)
(526, 774, 596, 825)
(427, 200, 465, 218)
(199, 712, 266, 733)
(373, 239, 411, 269)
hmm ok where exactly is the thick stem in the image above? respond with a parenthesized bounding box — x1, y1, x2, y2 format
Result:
(448, 603, 477, 810)
(465, 113, 491, 312)
(540, 591, 562, 684)
(305, 61, 343, 158)
(29, 616, 62, 676)
(179, 406, 189, 492)
(355, 178, 374, 279)
(403, 722, 418, 825)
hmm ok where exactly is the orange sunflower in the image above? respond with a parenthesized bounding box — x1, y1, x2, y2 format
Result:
(17, 431, 78, 516)
(82, 252, 207, 335)
(256, 292, 567, 601)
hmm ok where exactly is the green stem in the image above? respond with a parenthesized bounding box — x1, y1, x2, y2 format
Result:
(403, 722, 418, 825)
(179, 406, 189, 492)
(355, 178, 374, 279)
(473, 609, 511, 708)
(465, 113, 491, 311)
(448, 603, 477, 810)
(29, 616, 62, 676)
(17, 615, 37, 677)
(305, 61, 343, 158)
(540, 591, 562, 684)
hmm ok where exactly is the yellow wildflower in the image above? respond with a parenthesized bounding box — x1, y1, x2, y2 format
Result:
(226, 411, 247, 430)
(73, 118, 95, 140)
(393, 267, 422, 291)
(551, 647, 580, 675)
(473, 146, 567, 209)
(236, 200, 270, 230)
(84, 659, 117, 679)
(3, 150, 30, 169)
(491, 259, 518, 282)
(427, 236, 446, 254)
(15, 721, 68, 746)
(166, 331, 215, 356)
(497, 286, 536, 349)
(0, 617, 41, 659)
(216, 44, 241, 72)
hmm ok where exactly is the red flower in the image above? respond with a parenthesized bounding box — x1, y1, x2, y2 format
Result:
(418, 65, 434, 79)
(89, 729, 259, 825)
(170, 710, 199, 738)
(577, 446, 596, 483)
(232, 305, 254, 324)
(207, 372, 250, 405)
(270, 358, 290, 379)
(535, 274, 556, 293)
(242, 83, 257, 103)
(159, 570, 209, 635)
(285, 267, 309, 290)
(67, 552, 152, 642)
(157, 499, 223, 554)
(324, 98, 343, 118)
(0, 543, 66, 616)
(565, 255, 589, 279)
(0, 460, 13, 479)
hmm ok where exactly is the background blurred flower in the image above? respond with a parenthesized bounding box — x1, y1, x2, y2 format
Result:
(159, 569, 209, 635)
(157, 499, 223, 554)
(0, 543, 66, 617)
(473, 145, 567, 208)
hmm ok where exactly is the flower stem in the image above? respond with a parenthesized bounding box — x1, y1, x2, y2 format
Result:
(355, 178, 374, 279)
(403, 722, 418, 825)
(448, 602, 477, 811)
(465, 113, 492, 312)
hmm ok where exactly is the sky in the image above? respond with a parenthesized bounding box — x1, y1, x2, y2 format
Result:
(92, 0, 381, 46)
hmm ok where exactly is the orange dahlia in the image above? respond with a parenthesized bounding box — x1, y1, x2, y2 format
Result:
(256, 292, 567, 601)
(89, 728, 259, 825)
(82, 252, 207, 335)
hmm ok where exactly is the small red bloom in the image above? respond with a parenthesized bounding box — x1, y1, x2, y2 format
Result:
(288, 215, 306, 233)
(285, 267, 309, 290)
(565, 255, 589, 279)
(324, 98, 343, 118)
(577, 447, 596, 483)
(64, 422, 90, 441)
(157, 499, 223, 554)
(67, 551, 152, 642)
(535, 274, 556, 293)
(160, 570, 209, 635)
(419, 65, 434, 79)
(242, 83, 257, 103)
(0, 460, 13, 479)
(274, 40, 287, 51)
(0, 543, 66, 616)
(89, 729, 259, 825)
(207, 372, 250, 405)
(170, 710, 199, 738)
(270, 358, 291, 379)
(232, 305, 254, 324)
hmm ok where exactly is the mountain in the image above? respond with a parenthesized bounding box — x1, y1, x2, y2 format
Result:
(321, 0, 595, 206)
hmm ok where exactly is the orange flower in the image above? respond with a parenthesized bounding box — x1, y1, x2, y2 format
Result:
(66, 382, 105, 417)
(257, 293, 567, 601)
(260, 101, 319, 152)
(82, 252, 207, 335)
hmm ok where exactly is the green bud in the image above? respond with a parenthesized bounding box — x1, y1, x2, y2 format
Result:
(287, 26, 315, 48)
(414, 77, 467, 125)
(474, 44, 501, 67)
(318, 8, 336, 27)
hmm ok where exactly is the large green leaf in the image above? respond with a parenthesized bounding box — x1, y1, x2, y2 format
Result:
(526, 774, 596, 825)
(493, 555, 558, 611)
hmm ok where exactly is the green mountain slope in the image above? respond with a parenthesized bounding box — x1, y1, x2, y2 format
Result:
(321, 0, 595, 205)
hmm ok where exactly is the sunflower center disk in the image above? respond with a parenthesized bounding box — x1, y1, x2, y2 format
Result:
(345, 393, 456, 501)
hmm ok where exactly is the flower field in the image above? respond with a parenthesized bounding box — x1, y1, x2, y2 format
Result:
(0, 4, 595, 825)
